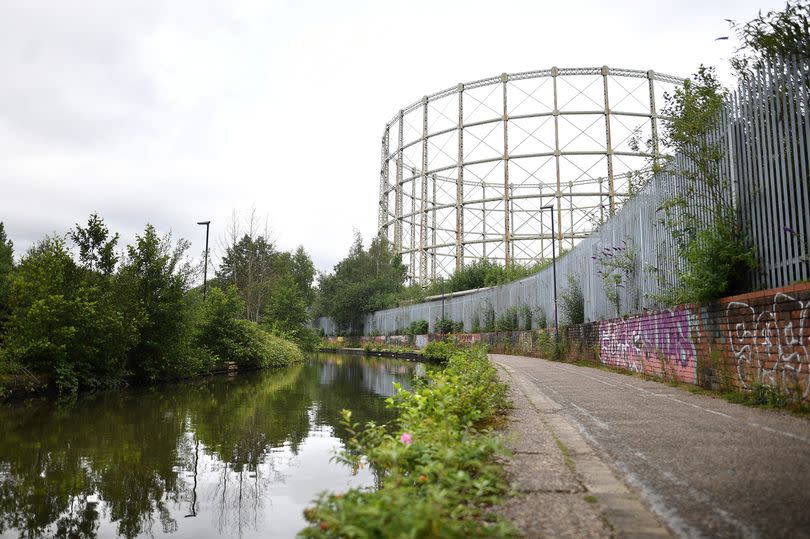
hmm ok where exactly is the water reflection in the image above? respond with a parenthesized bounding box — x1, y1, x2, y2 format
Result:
(0, 354, 428, 538)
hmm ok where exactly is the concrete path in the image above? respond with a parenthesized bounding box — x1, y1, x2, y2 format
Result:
(492, 354, 810, 539)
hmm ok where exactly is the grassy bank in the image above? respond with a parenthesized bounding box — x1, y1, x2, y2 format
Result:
(299, 345, 517, 538)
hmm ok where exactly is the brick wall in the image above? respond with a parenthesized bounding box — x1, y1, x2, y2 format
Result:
(485, 283, 810, 400)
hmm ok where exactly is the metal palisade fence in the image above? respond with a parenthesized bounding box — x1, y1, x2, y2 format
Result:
(314, 56, 809, 335)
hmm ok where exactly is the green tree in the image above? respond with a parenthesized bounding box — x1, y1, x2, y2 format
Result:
(3, 237, 136, 391)
(728, 1, 810, 76)
(291, 245, 316, 307)
(69, 212, 119, 275)
(660, 66, 755, 303)
(218, 233, 276, 322)
(121, 225, 197, 381)
(0, 222, 13, 334)
(318, 234, 406, 334)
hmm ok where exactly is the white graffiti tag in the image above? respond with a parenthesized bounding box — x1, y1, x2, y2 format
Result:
(727, 293, 810, 398)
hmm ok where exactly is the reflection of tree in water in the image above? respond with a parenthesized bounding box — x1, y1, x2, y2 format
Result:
(0, 356, 425, 538)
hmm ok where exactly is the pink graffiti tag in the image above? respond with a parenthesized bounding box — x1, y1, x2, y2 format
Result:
(599, 307, 697, 383)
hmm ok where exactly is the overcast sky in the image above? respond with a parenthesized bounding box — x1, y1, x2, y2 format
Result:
(0, 0, 786, 274)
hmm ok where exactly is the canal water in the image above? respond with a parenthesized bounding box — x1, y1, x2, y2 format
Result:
(0, 353, 430, 539)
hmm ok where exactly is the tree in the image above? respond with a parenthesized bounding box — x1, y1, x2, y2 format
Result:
(660, 66, 756, 303)
(218, 234, 276, 323)
(728, 1, 810, 77)
(0, 222, 13, 333)
(69, 212, 119, 275)
(3, 236, 137, 391)
(318, 234, 406, 333)
(121, 225, 196, 381)
(291, 246, 316, 307)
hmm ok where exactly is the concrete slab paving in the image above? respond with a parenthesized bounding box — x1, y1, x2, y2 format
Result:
(493, 353, 810, 539)
(495, 361, 669, 538)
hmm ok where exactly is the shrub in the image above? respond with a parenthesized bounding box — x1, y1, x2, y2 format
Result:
(421, 340, 458, 363)
(300, 346, 515, 538)
(559, 274, 584, 325)
(471, 312, 481, 333)
(535, 307, 547, 329)
(197, 287, 303, 368)
(481, 302, 496, 332)
(494, 306, 519, 332)
(405, 319, 429, 336)
(434, 317, 463, 334)
(519, 304, 532, 330)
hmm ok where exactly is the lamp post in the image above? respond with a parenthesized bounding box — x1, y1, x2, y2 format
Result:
(541, 206, 559, 342)
(197, 221, 210, 300)
(441, 276, 445, 322)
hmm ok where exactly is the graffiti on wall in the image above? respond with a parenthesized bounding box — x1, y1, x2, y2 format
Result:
(727, 293, 809, 398)
(599, 307, 697, 382)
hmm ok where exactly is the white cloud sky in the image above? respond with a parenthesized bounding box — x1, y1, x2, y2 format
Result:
(0, 0, 786, 274)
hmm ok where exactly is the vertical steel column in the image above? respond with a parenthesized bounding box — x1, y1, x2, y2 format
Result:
(569, 181, 574, 249)
(501, 73, 511, 267)
(410, 166, 416, 282)
(378, 128, 390, 236)
(420, 96, 429, 285)
(552, 66, 564, 254)
(395, 111, 404, 252)
(456, 84, 465, 271)
(509, 184, 515, 262)
(647, 70, 660, 160)
(482, 184, 487, 259)
(602, 66, 616, 215)
(431, 173, 437, 282)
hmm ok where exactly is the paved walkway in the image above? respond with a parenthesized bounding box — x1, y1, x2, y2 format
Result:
(493, 354, 810, 539)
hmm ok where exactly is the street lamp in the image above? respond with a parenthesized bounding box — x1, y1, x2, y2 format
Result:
(541, 206, 559, 342)
(197, 221, 211, 300)
(440, 276, 445, 322)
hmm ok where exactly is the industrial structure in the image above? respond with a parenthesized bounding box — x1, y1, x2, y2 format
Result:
(377, 66, 684, 285)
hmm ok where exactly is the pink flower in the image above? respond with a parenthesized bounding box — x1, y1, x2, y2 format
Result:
(400, 433, 412, 446)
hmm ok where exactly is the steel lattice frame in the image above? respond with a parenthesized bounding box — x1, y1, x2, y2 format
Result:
(377, 66, 684, 285)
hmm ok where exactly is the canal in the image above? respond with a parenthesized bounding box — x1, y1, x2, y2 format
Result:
(0, 353, 430, 538)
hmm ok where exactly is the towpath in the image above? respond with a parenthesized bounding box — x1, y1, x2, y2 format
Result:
(493, 353, 810, 539)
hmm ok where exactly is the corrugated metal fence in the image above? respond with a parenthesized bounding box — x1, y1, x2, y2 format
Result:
(315, 57, 809, 336)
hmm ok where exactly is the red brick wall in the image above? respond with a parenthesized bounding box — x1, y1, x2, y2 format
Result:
(484, 283, 810, 400)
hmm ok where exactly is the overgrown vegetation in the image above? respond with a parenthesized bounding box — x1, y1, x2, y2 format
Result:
(559, 273, 584, 325)
(0, 214, 308, 394)
(494, 306, 519, 332)
(420, 340, 457, 363)
(317, 233, 407, 334)
(595, 239, 637, 316)
(655, 65, 756, 304)
(434, 317, 463, 334)
(405, 319, 429, 335)
(727, 0, 810, 78)
(300, 345, 516, 538)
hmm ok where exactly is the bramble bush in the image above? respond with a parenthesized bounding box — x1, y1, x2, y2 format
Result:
(300, 346, 516, 538)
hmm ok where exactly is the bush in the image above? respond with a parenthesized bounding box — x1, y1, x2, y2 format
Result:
(421, 340, 458, 363)
(535, 307, 547, 329)
(495, 306, 519, 332)
(481, 302, 496, 332)
(559, 274, 584, 325)
(434, 317, 463, 334)
(197, 287, 303, 368)
(519, 304, 532, 330)
(471, 312, 481, 333)
(300, 346, 515, 538)
(405, 319, 429, 335)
